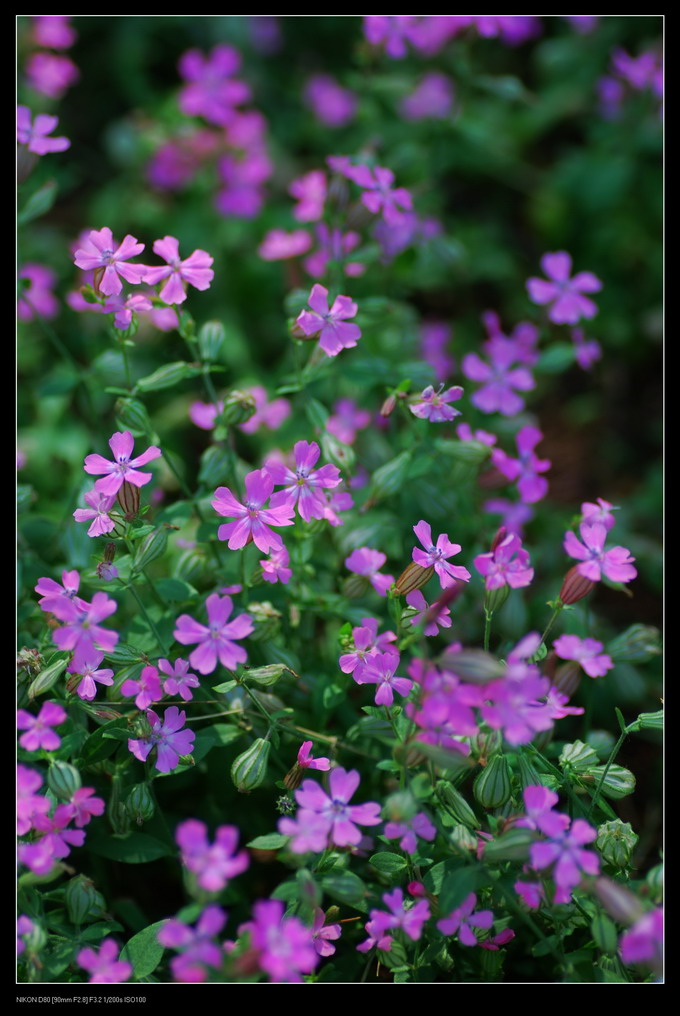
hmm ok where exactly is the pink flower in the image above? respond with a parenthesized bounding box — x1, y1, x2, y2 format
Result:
(260, 544, 292, 585)
(339, 618, 397, 678)
(73, 488, 119, 538)
(128, 706, 195, 773)
(266, 440, 341, 522)
(77, 939, 131, 984)
(174, 594, 253, 676)
(121, 665, 164, 711)
(345, 547, 394, 596)
(35, 569, 87, 613)
(327, 399, 371, 445)
(158, 905, 226, 983)
(239, 386, 291, 435)
(437, 893, 494, 946)
(491, 426, 550, 504)
(289, 169, 327, 222)
(571, 328, 602, 370)
(258, 228, 312, 261)
(178, 44, 250, 125)
(384, 812, 436, 854)
(363, 16, 418, 59)
(530, 818, 600, 893)
(73, 228, 147, 297)
(84, 430, 161, 497)
(17, 702, 67, 752)
(527, 252, 602, 325)
(553, 634, 614, 678)
(311, 908, 342, 957)
(350, 164, 413, 225)
(158, 658, 200, 701)
(143, 236, 214, 305)
(51, 592, 119, 665)
(17, 263, 59, 321)
(238, 899, 319, 983)
(26, 53, 79, 99)
(282, 767, 381, 849)
(17, 107, 70, 155)
(102, 291, 153, 330)
(358, 650, 413, 706)
(409, 384, 464, 422)
(32, 15, 77, 49)
(580, 497, 618, 531)
(212, 468, 295, 553)
(401, 72, 455, 120)
(66, 651, 114, 701)
(69, 788, 105, 828)
(563, 522, 637, 583)
(176, 819, 249, 892)
(620, 908, 663, 970)
(303, 75, 357, 128)
(473, 531, 534, 590)
(295, 283, 361, 357)
(405, 589, 452, 636)
(412, 520, 471, 589)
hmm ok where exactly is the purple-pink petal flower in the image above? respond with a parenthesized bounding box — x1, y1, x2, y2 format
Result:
(527, 251, 602, 325)
(174, 594, 253, 675)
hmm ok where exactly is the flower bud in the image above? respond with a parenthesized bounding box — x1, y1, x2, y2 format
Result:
(242, 664, 287, 687)
(197, 320, 226, 362)
(447, 651, 505, 685)
(436, 781, 479, 828)
(473, 754, 512, 809)
(516, 753, 544, 792)
(592, 876, 644, 926)
(47, 761, 82, 801)
(449, 823, 479, 853)
(634, 710, 664, 731)
(559, 565, 595, 605)
(321, 432, 355, 471)
(380, 393, 397, 417)
(247, 602, 282, 641)
(596, 819, 638, 869)
(221, 390, 257, 426)
(394, 562, 434, 596)
(117, 480, 141, 519)
(366, 451, 412, 505)
(136, 361, 199, 392)
(133, 527, 168, 570)
(383, 791, 417, 823)
(114, 397, 153, 437)
(97, 560, 118, 581)
(470, 728, 504, 761)
(481, 828, 534, 864)
(175, 548, 209, 585)
(645, 863, 663, 903)
(17, 647, 44, 677)
(590, 913, 619, 956)
(124, 783, 154, 826)
(65, 875, 106, 925)
(231, 738, 271, 792)
(393, 741, 427, 768)
(553, 661, 582, 697)
(28, 656, 67, 700)
(342, 574, 370, 598)
(607, 624, 662, 663)
(582, 764, 636, 800)
(483, 584, 510, 615)
(559, 739, 600, 774)
(490, 527, 507, 553)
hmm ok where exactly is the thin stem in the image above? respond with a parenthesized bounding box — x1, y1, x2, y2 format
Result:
(484, 610, 493, 653)
(540, 602, 564, 646)
(587, 726, 628, 819)
(123, 580, 169, 655)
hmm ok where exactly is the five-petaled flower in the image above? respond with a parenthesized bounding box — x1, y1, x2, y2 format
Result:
(527, 251, 602, 325)
(412, 520, 471, 589)
(128, 706, 195, 773)
(176, 819, 249, 892)
(143, 236, 214, 305)
(174, 594, 254, 675)
(409, 384, 464, 422)
(84, 431, 162, 497)
(73, 228, 147, 297)
(77, 939, 132, 984)
(212, 469, 295, 553)
(564, 521, 637, 583)
(17, 106, 70, 155)
(295, 284, 361, 357)
(266, 440, 341, 522)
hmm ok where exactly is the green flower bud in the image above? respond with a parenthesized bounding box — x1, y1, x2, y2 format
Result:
(197, 320, 226, 362)
(583, 765, 636, 800)
(65, 875, 106, 925)
(634, 710, 664, 731)
(27, 656, 67, 700)
(596, 820, 638, 869)
(321, 432, 355, 471)
(136, 361, 200, 393)
(221, 390, 257, 426)
(449, 822, 479, 853)
(394, 562, 434, 596)
(133, 527, 168, 570)
(470, 728, 504, 760)
(175, 548, 209, 584)
(607, 624, 662, 663)
(383, 791, 417, 823)
(473, 754, 512, 809)
(436, 781, 479, 828)
(481, 828, 534, 864)
(366, 451, 412, 505)
(559, 740, 600, 774)
(342, 575, 371, 598)
(231, 738, 271, 792)
(516, 752, 546, 791)
(437, 438, 494, 465)
(483, 584, 510, 615)
(590, 913, 619, 956)
(242, 664, 288, 686)
(645, 863, 663, 903)
(247, 602, 282, 641)
(47, 761, 82, 801)
(447, 651, 505, 685)
(117, 480, 141, 519)
(114, 397, 153, 438)
(107, 774, 131, 836)
(126, 783, 155, 826)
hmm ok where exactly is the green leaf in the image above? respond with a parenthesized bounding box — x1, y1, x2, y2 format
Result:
(119, 920, 168, 978)
(77, 716, 130, 765)
(247, 833, 289, 850)
(369, 851, 408, 875)
(86, 831, 175, 863)
(18, 178, 58, 226)
(104, 642, 149, 665)
(154, 577, 197, 602)
(322, 869, 368, 910)
(305, 398, 329, 432)
(439, 867, 485, 915)
(136, 361, 201, 393)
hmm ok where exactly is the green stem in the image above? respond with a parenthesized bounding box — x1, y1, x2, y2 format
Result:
(240, 549, 250, 606)
(123, 581, 169, 655)
(587, 726, 628, 819)
(117, 333, 132, 390)
(540, 602, 564, 646)
(484, 610, 493, 653)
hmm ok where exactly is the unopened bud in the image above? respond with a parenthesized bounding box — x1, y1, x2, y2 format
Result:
(559, 739, 600, 774)
(449, 823, 479, 853)
(115, 397, 153, 437)
(221, 390, 257, 426)
(559, 565, 595, 605)
(582, 764, 636, 800)
(383, 791, 417, 823)
(481, 828, 534, 864)
(607, 624, 662, 663)
(17, 648, 44, 677)
(197, 320, 226, 362)
(133, 527, 168, 570)
(473, 754, 512, 809)
(490, 527, 507, 553)
(247, 602, 282, 641)
(483, 584, 510, 615)
(590, 913, 619, 956)
(47, 761, 82, 800)
(243, 664, 287, 687)
(394, 562, 434, 596)
(28, 657, 67, 699)
(117, 480, 141, 519)
(231, 738, 271, 792)
(380, 393, 397, 417)
(342, 574, 370, 599)
(470, 728, 504, 760)
(126, 783, 155, 825)
(553, 661, 582, 697)
(592, 876, 644, 926)
(645, 863, 663, 903)
(596, 819, 638, 869)
(65, 875, 106, 925)
(447, 650, 505, 685)
(436, 781, 479, 828)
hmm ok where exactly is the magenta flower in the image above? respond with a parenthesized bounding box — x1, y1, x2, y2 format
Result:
(412, 520, 471, 589)
(50, 592, 119, 664)
(295, 283, 361, 357)
(66, 650, 114, 701)
(73, 229, 147, 297)
(358, 650, 413, 707)
(176, 819, 249, 892)
(35, 569, 86, 613)
(363, 16, 418, 59)
(296, 741, 331, 774)
(17, 915, 35, 956)
(358, 888, 430, 954)
(345, 547, 395, 596)
(128, 706, 195, 773)
(311, 908, 342, 957)
(303, 75, 357, 128)
(420, 321, 454, 383)
(260, 543, 292, 585)
(174, 594, 253, 675)
(69, 787, 105, 828)
(143, 236, 214, 305)
(401, 72, 455, 121)
(491, 426, 551, 504)
(158, 658, 200, 701)
(17, 263, 59, 321)
(287, 767, 381, 849)
(527, 252, 602, 325)
(17, 765, 50, 835)
(212, 469, 295, 553)
(462, 341, 535, 417)
(31, 803, 86, 861)
(327, 399, 371, 445)
(289, 169, 327, 223)
(530, 818, 600, 893)
(73, 485, 119, 536)
(553, 634, 614, 678)
(190, 400, 224, 430)
(32, 15, 77, 49)
(480, 635, 554, 746)
(77, 939, 132, 984)
(437, 893, 494, 945)
(384, 812, 436, 855)
(26, 53, 79, 99)
(178, 44, 250, 125)
(473, 532, 534, 590)
(158, 905, 226, 983)
(620, 908, 663, 970)
(267, 440, 341, 522)
(563, 521, 637, 583)
(409, 384, 464, 422)
(571, 328, 602, 370)
(339, 618, 397, 679)
(516, 785, 570, 838)
(483, 498, 533, 536)
(17, 701, 67, 752)
(350, 164, 413, 225)
(102, 291, 153, 330)
(239, 386, 291, 435)
(238, 899, 319, 983)
(405, 589, 452, 636)
(84, 430, 161, 497)
(581, 497, 618, 531)
(304, 224, 364, 280)
(121, 665, 164, 711)
(258, 228, 312, 261)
